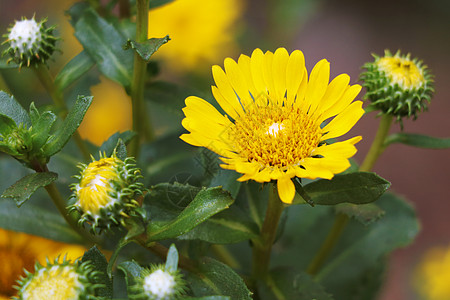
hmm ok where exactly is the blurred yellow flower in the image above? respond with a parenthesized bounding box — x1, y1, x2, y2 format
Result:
(148, 0, 244, 72)
(0, 228, 86, 299)
(78, 77, 132, 146)
(414, 245, 450, 300)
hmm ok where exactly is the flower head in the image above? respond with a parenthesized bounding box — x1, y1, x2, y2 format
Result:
(0, 228, 86, 299)
(180, 48, 364, 204)
(2, 16, 58, 68)
(131, 265, 186, 300)
(148, 0, 243, 72)
(14, 257, 102, 300)
(69, 152, 145, 233)
(360, 50, 434, 121)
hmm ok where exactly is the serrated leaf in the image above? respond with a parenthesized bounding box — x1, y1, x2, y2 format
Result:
(258, 267, 333, 300)
(294, 172, 390, 206)
(0, 200, 82, 243)
(165, 244, 179, 272)
(74, 8, 133, 87)
(146, 187, 234, 242)
(316, 193, 419, 299)
(99, 130, 136, 157)
(81, 246, 113, 298)
(55, 51, 95, 91)
(188, 257, 252, 299)
(42, 95, 93, 157)
(1, 172, 58, 206)
(0, 91, 31, 127)
(335, 203, 385, 225)
(29, 103, 57, 150)
(384, 133, 450, 149)
(0, 113, 17, 134)
(124, 36, 170, 62)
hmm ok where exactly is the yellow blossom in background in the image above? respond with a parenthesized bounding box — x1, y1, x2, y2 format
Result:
(148, 0, 244, 72)
(180, 48, 364, 204)
(0, 228, 86, 299)
(414, 245, 450, 300)
(78, 77, 132, 146)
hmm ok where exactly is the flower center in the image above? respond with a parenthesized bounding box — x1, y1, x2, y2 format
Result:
(231, 104, 322, 169)
(76, 157, 121, 215)
(143, 269, 176, 299)
(9, 19, 42, 53)
(22, 266, 82, 300)
(377, 56, 424, 89)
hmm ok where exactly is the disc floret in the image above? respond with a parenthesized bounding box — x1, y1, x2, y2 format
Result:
(130, 265, 186, 300)
(360, 50, 434, 121)
(2, 16, 59, 68)
(14, 257, 103, 300)
(69, 152, 145, 233)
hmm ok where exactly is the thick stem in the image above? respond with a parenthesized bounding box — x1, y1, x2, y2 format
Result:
(129, 0, 154, 157)
(33, 65, 91, 161)
(251, 183, 285, 280)
(360, 114, 394, 172)
(306, 213, 349, 275)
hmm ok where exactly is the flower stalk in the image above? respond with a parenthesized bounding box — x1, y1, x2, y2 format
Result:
(130, 0, 154, 157)
(251, 183, 285, 281)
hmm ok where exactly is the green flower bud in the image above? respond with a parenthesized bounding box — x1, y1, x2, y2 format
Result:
(130, 264, 187, 300)
(360, 50, 434, 121)
(68, 152, 146, 233)
(0, 125, 33, 162)
(2, 16, 59, 68)
(14, 257, 104, 300)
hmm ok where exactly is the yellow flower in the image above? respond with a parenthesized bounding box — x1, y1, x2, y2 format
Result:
(414, 245, 450, 300)
(0, 228, 86, 299)
(78, 77, 132, 146)
(148, 0, 244, 72)
(69, 152, 144, 232)
(180, 48, 364, 204)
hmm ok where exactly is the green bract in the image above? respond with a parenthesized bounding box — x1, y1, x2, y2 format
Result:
(360, 50, 434, 121)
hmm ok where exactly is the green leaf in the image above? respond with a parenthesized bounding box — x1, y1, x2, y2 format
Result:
(258, 267, 333, 300)
(55, 51, 95, 91)
(74, 8, 133, 88)
(187, 257, 252, 299)
(99, 130, 136, 157)
(146, 187, 234, 242)
(42, 95, 93, 157)
(124, 36, 170, 62)
(0, 59, 19, 69)
(0, 113, 17, 134)
(165, 244, 179, 272)
(1, 172, 58, 206)
(81, 246, 113, 298)
(335, 203, 385, 225)
(384, 133, 450, 149)
(294, 172, 390, 206)
(118, 260, 143, 297)
(316, 193, 419, 299)
(0, 91, 31, 127)
(149, 0, 175, 9)
(29, 103, 57, 149)
(0, 200, 82, 243)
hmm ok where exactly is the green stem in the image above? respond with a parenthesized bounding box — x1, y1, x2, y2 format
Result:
(33, 64, 91, 161)
(130, 0, 154, 157)
(251, 183, 285, 281)
(306, 213, 349, 275)
(306, 114, 394, 276)
(359, 114, 394, 172)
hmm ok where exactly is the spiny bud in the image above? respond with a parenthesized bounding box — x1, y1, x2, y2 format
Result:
(130, 264, 187, 300)
(14, 257, 104, 300)
(68, 151, 146, 234)
(360, 50, 434, 122)
(2, 16, 59, 68)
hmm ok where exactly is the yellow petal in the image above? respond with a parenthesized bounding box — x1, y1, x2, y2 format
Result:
(312, 137, 361, 158)
(211, 86, 239, 120)
(212, 65, 245, 118)
(304, 59, 330, 115)
(277, 176, 295, 204)
(237, 54, 259, 106)
(250, 48, 268, 102)
(321, 101, 364, 140)
(224, 57, 254, 110)
(286, 50, 306, 106)
(317, 74, 350, 115)
(320, 84, 361, 121)
(272, 47, 289, 104)
(300, 158, 334, 179)
(262, 50, 276, 104)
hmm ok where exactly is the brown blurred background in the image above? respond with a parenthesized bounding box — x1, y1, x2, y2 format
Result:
(1, 0, 449, 299)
